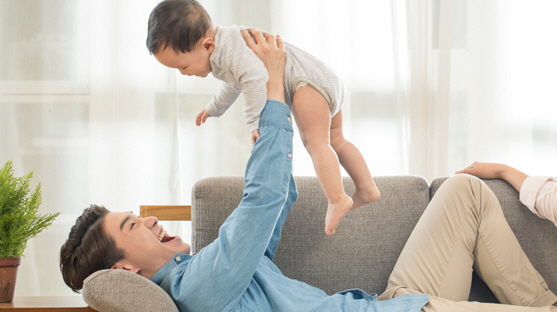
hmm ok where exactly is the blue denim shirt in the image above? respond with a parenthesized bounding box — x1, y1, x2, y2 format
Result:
(151, 100, 429, 312)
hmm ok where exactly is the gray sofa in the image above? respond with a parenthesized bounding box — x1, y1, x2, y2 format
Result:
(82, 176, 557, 311)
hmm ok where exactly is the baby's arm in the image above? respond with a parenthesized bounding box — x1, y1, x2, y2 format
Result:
(236, 62, 269, 133)
(202, 82, 242, 122)
(195, 108, 211, 126)
(200, 28, 271, 133)
(243, 29, 284, 145)
(223, 28, 270, 132)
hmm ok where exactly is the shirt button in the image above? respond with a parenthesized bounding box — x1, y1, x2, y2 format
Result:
(287, 117, 291, 122)
(175, 256, 181, 262)
(288, 154, 292, 158)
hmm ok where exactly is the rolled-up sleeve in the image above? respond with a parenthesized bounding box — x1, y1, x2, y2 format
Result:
(520, 176, 557, 227)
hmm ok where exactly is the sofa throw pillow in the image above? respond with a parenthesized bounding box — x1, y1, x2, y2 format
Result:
(82, 269, 178, 312)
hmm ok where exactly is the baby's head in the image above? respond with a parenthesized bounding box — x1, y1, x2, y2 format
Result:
(147, 0, 212, 54)
(147, 0, 215, 77)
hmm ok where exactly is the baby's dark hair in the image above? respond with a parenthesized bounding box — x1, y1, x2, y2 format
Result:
(59, 205, 125, 292)
(147, 0, 213, 54)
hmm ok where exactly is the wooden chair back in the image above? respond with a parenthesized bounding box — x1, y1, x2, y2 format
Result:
(139, 205, 191, 221)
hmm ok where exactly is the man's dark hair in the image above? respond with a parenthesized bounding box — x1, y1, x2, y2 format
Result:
(59, 205, 125, 292)
(147, 0, 213, 54)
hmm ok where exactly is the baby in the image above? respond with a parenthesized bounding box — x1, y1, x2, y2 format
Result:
(147, 0, 380, 235)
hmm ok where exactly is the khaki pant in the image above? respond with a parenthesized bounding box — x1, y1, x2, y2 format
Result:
(378, 174, 557, 311)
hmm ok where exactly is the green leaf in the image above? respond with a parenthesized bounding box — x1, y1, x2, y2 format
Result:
(0, 160, 59, 258)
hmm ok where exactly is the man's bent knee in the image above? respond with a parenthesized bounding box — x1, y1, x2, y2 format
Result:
(443, 174, 482, 192)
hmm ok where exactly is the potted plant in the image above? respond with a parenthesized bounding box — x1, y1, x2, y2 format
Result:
(0, 160, 59, 302)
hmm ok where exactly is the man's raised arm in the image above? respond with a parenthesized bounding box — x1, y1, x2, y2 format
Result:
(169, 32, 294, 312)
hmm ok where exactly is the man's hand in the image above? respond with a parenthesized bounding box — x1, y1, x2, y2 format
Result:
(455, 162, 504, 179)
(241, 28, 285, 103)
(456, 161, 528, 192)
(196, 109, 211, 126)
(241, 29, 285, 78)
(251, 129, 260, 146)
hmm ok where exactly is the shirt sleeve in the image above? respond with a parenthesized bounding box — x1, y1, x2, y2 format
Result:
(235, 57, 269, 132)
(264, 174, 297, 261)
(519, 176, 557, 227)
(216, 29, 269, 132)
(172, 101, 294, 312)
(204, 82, 241, 117)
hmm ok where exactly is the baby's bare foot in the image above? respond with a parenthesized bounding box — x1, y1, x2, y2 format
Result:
(325, 194, 353, 235)
(351, 185, 380, 210)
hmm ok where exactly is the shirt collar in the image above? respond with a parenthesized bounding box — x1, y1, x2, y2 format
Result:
(150, 252, 191, 285)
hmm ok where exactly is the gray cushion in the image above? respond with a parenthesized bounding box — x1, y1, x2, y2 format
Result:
(192, 175, 430, 295)
(431, 177, 557, 303)
(82, 269, 178, 312)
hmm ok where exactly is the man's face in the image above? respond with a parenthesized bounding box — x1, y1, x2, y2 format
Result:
(154, 39, 213, 78)
(104, 211, 191, 278)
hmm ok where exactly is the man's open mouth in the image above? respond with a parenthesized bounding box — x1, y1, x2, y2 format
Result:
(158, 229, 176, 243)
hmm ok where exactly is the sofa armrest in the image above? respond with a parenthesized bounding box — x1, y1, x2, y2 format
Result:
(81, 205, 189, 312)
(82, 270, 178, 312)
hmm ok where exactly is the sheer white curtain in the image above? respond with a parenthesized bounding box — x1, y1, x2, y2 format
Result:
(273, 0, 453, 180)
(0, 0, 268, 296)
(1, 0, 556, 297)
(274, 0, 557, 181)
(402, 0, 557, 179)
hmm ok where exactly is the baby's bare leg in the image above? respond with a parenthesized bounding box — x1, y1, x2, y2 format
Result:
(292, 85, 352, 235)
(330, 110, 380, 210)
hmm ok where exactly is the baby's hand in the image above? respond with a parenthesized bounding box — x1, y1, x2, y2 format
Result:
(196, 109, 211, 126)
(251, 129, 260, 146)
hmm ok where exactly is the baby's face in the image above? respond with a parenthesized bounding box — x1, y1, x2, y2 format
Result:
(154, 43, 213, 78)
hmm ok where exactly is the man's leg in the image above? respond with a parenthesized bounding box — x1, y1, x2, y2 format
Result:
(379, 174, 557, 311)
(424, 297, 556, 312)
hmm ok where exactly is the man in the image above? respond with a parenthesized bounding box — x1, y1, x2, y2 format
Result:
(61, 30, 557, 311)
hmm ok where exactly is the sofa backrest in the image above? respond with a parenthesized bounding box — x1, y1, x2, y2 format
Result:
(194, 175, 557, 302)
(431, 177, 557, 303)
(192, 175, 431, 295)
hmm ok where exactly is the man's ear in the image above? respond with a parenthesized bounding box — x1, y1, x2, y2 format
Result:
(201, 37, 215, 54)
(111, 260, 140, 274)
